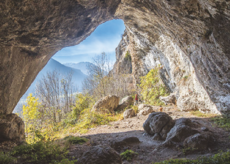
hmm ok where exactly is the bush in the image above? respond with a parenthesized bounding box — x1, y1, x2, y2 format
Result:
(153, 151, 230, 164)
(11, 141, 68, 163)
(120, 150, 138, 161)
(139, 68, 169, 106)
(125, 51, 131, 61)
(0, 152, 16, 164)
(72, 94, 95, 120)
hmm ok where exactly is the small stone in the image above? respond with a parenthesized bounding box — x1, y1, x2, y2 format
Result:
(201, 127, 209, 131)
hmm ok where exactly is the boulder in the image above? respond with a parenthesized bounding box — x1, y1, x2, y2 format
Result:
(137, 104, 156, 116)
(92, 95, 120, 113)
(160, 93, 176, 105)
(143, 112, 175, 139)
(111, 137, 140, 150)
(123, 109, 135, 119)
(76, 146, 122, 164)
(152, 133, 162, 141)
(166, 118, 199, 142)
(183, 133, 216, 150)
(0, 114, 25, 143)
(116, 96, 134, 111)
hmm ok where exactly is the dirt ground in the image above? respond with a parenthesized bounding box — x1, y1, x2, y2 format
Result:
(68, 107, 230, 164)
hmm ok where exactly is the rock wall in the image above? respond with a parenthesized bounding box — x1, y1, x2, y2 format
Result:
(113, 0, 230, 114)
(0, 0, 230, 142)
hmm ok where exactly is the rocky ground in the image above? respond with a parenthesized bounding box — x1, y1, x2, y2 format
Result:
(68, 106, 230, 164)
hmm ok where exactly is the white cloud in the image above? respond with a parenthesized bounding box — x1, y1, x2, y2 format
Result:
(55, 36, 121, 57)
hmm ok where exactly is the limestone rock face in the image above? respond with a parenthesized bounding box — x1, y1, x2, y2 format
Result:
(143, 112, 175, 140)
(111, 30, 133, 75)
(160, 93, 177, 105)
(0, 0, 230, 141)
(0, 114, 25, 143)
(92, 95, 120, 113)
(76, 146, 122, 164)
(113, 0, 230, 114)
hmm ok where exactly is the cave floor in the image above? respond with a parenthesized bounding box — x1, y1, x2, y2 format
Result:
(68, 107, 230, 164)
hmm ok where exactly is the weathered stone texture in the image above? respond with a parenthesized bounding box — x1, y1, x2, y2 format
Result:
(0, 0, 230, 142)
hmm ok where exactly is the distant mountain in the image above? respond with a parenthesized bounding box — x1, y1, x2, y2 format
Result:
(64, 62, 94, 75)
(20, 59, 87, 100)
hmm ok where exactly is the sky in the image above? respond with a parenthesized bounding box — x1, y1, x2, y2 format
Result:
(52, 19, 126, 65)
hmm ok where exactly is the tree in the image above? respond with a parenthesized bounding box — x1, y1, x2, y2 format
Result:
(139, 68, 169, 105)
(82, 52, 112, 99)
(35, 70, 77, 123)
(22, 94, 41, 138)
(82, 52, 135, 101)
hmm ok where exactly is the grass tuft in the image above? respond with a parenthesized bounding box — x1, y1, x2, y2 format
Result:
(120, 150, 138, 161)
(190, 111, 217, 118)
(64, 136, 88, 145)
(211, 116, 230, 131)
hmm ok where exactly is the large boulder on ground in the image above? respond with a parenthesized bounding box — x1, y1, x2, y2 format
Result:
(0, 114, 25, 143)
(143, 112, 175, 140)
(123, 109, 135, 119)
(183, 133, 216, 150)
(115, 96, 134, 111)
(137, 104, 156, 116)
(111, 137, 140, 150)
(166, 118, 199, 142)
(92, 95, 120, 113)
(76, 146, 122, 164)
(160, 93, 176, 105)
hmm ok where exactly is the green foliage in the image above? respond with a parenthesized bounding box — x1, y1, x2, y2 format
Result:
(190, 111, 217, 118)
(120, 150, 138, 161)
(22, 94, 42, 143)
(139, 68, 169, 106)
(72, 94, 95, 120)
(64, 136, 88, 145)
(11, 141, 68, 163)
(153, 151, 230, 164)
(75, 108, 118, 133)
(181, 147, 198, 155)
(125, 51, 131, 61)
(0, 152, 16, 164)
(128, 105, 138, 115)
(212, 116, 230, 131)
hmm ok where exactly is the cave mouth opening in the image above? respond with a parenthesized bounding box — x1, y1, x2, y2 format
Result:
(13, 19, 126, 115)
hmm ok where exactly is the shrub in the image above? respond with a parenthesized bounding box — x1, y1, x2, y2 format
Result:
(0, 152, 16, 164)
(120, 150, 138, 161)
(11, 141, 68, 163)
(125, 51, 131, 61)
(139, 68, 169, 106)
(72, 94, 95, 120)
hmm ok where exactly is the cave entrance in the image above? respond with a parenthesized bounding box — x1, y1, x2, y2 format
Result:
(14, 19, 125, 113)
(10, 19, 127, 144)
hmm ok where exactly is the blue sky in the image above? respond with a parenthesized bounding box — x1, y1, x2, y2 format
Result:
(52, 19, 126, 65)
